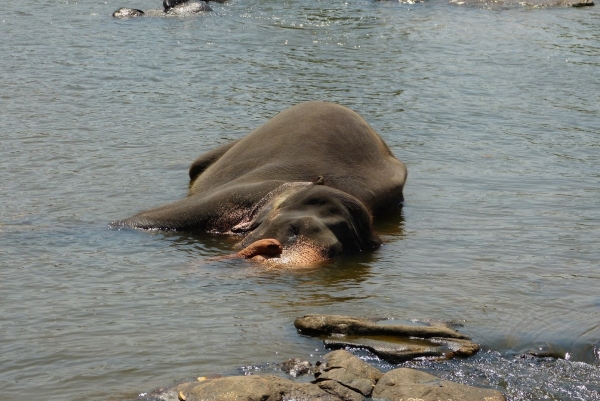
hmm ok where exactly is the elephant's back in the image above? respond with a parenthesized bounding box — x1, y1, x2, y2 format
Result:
(190, 102, 406, 213)
(199, 103, 394, 179)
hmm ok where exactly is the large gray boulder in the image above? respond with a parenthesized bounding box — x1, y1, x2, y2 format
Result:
(372, 368, 506, 401)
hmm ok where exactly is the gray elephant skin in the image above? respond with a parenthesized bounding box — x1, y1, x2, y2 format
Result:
(113, 102, 407, 265)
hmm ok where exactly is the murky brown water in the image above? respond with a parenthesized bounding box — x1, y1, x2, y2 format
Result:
(1, 0, 599, 400)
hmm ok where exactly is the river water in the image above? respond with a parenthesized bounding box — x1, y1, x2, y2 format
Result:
(1, 0, 599, 400)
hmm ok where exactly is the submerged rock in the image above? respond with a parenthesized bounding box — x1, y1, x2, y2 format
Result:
(280, 358, 312, 377)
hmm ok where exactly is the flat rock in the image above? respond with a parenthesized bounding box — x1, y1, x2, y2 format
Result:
(324, 339, 442, 363)
(429, 336, 481, 358)
(176, 375, 342, 401)
(314, 350, 383, 397)
(372, 368, 506, 401)
(295, 314, 470, 339)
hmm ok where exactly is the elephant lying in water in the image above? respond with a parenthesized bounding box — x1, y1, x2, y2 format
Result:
(112, 102, 407, 266)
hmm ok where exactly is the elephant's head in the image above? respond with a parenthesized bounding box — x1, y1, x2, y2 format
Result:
(232, 182, 381, 265)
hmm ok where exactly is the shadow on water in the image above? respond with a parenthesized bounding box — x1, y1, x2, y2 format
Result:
(160, 229, 244, 256)
(373, 205, 405, 237)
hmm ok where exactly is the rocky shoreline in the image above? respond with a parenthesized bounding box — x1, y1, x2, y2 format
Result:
(157, 350, 506, 401)
(137, 315, 507, 401)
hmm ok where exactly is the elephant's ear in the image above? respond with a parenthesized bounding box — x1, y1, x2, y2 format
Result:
(231, 219, 259, 233)
(230, 195, 273, 234)
(230, 181, 313, 234)
(338, 193, 382, 252)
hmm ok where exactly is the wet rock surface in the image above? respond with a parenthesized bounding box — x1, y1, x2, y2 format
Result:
(324, 339, 444, 363)
(296, 314, 479, 363)
(316, 379, 365, 401)
(373, 368, 506, 401)
(162, 350, 505, 401)
(175, 375, 341, 401)
(280, 358, 313, 377)
(294, 314, 470, 339)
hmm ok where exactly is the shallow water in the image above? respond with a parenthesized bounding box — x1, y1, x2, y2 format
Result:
(1, 0, 599, 400)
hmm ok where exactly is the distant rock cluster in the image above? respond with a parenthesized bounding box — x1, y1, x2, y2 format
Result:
(112, 0, 214, 18)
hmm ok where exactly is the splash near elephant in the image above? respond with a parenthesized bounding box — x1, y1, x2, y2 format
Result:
(113, 102, 407, 266)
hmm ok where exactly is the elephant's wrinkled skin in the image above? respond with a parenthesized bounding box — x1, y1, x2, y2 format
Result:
(113, 102, 407, 265)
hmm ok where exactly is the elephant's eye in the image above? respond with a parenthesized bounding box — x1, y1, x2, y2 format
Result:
(306, 197, 325, 206)
(328, 206, 341, 215)
(290, 224, 299, 235)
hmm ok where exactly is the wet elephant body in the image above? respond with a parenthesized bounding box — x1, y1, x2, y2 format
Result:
(114, 102, 407, 265)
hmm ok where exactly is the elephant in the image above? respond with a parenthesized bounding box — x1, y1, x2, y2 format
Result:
(112, 102, 407, 266)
